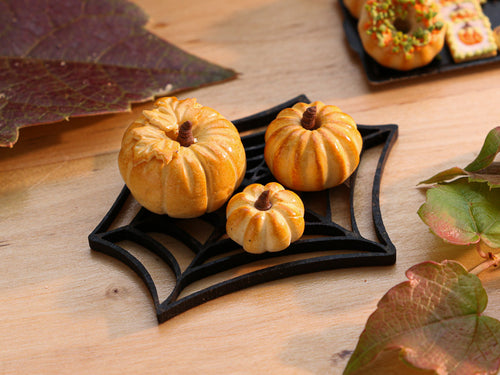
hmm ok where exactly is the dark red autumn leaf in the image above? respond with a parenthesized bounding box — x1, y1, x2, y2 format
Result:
(0, 0, 237, 147)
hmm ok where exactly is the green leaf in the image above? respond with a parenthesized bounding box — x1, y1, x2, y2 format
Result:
(417, 178, 500, 248)
(467, 163, 500, 189)
(344, 260, 500, 375)
(419, 165, 500, 189)
(418, 127, 500, 189)
(0, 0, 236, 147)
(465, 127, 500, 172)
(418, 166, 468, 185)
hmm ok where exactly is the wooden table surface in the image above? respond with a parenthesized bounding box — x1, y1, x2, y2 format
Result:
(1, 0, 500, 373)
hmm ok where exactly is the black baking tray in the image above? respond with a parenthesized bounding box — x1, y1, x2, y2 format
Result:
(340, 0, 500, 84)
(88, 95, 398, 323)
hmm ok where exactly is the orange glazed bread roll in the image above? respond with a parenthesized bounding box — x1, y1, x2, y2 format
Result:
(118, 97, 246, 218)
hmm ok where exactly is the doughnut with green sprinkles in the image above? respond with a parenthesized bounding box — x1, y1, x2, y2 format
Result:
(358, 0, 447, 70)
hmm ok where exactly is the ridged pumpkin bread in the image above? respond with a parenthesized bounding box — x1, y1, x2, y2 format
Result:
(118, 97, 246, 218)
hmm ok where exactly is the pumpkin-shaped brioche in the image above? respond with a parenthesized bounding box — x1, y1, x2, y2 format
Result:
(264, 101, 363, 192)
(118, 97, 246, 218)
(226, 182, 305, 254)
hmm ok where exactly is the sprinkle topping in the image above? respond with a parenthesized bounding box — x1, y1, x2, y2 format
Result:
(363, 0, 444, 57)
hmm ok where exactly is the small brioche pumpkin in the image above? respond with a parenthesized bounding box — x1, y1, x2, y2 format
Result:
(226, 182, 305, 254)
(264, 101, 363, 191)
(118, 97, 246, 218)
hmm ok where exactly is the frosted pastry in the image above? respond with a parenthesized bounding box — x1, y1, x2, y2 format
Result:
(446, 16, 497, 62)
(439, 0, 482, 22)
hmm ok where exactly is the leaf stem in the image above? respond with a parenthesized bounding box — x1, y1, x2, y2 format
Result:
(469, 251, 500, 275)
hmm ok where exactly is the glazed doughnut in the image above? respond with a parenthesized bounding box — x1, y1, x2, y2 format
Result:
(343, 0, 366, 19)
(358, 0, 446, 70)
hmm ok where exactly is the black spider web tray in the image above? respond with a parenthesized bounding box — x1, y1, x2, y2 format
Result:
(88, 94, 398, 323)
(340, 0, 500, 84)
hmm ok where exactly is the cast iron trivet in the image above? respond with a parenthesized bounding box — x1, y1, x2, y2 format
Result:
(89, 94, 398, 323)
(340, 0, 500, 84)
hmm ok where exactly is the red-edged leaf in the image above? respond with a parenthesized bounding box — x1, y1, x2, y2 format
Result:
(344, 260, 500, 375)
(417, 178, 500, 248)
(0, 0, 236, 147)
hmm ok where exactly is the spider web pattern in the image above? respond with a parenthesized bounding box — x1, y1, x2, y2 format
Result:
(88, 95, 398, 323)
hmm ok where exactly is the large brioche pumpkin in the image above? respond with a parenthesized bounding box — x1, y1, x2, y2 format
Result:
(118, 97, 246, 218)
(264, 101, 363, 192)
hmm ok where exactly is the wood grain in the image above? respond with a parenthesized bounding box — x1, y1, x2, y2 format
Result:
(1, 0, 500, 373)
